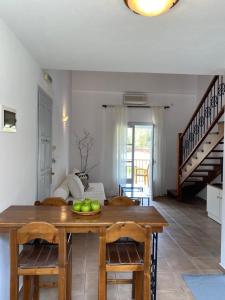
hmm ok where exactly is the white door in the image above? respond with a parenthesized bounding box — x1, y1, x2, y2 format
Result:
(37, 87, 52, 200)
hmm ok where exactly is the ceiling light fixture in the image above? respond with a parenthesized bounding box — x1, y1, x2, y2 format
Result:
(124, 0, 179, 17)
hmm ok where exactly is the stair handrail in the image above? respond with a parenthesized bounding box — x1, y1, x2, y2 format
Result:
(179, 75, 225, 169)
(181, 76, 219, 139)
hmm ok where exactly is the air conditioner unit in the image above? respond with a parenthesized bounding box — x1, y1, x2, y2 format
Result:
(123, 93, 148, 106)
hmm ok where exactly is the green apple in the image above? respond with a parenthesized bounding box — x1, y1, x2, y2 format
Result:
(81, 203, 91, 212)
(73, 201, 82, 212)
(83, 198, 92, 205)
(91, 200, 101, 211)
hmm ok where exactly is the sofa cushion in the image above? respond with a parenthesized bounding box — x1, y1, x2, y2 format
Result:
(84, 183, 106, 204)
(53, 179, 69, 200)
(67, 174, 84, 199)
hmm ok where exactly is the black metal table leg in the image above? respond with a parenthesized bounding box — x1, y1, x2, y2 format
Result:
(151, 233, 158, 300)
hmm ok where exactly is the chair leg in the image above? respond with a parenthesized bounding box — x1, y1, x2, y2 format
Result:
(10, 274, 19, 300)
(132, 272, 136, 299)
(66, 250, 72, 300)
(23, 276, 31, 300)
(135, 271, 143, 300)
(33, 276, 39, 300)
(98, 268, 106, 300)
(143, 270, 150, 300)
(10, 230, 19, 300)
(58, 268, 66, 300)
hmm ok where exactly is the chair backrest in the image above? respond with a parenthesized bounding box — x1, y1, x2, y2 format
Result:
(17, 222, 59, 244)
(34, 197, 71, 207)
(105, 222, 150, 243)
(99, 222, 151, 269)
(104, 196, 140, 206)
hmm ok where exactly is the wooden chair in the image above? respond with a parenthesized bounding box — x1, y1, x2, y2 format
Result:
(104, 196, 140, 206)
(35, 197, 73, 206)
(134, 164, 149, 186)
(99, 222, 152, 300)
(104, 196, 140, 298)
(10, 222, 71, 300)
(33, 197, 72, 298)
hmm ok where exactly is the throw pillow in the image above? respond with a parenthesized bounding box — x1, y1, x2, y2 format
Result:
(67, 174, 84, 199)
(75, 172, 89, 191)
(53, 180, 70, 200)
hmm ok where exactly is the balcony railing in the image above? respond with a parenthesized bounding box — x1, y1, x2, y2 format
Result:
(126, 159, 150, 186)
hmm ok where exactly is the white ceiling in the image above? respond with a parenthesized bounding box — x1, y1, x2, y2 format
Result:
(1, 0, 225, 75)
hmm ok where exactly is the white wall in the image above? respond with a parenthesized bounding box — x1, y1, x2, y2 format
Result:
(49, 70, 72, 191)
(70, 71, 197, 193)
(196, 75, 214, 102)
(72, 71, 198, 95)
(0, 19, 71, 299)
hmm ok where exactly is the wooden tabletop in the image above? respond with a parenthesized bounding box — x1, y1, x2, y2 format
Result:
(0, 205, 168, 233)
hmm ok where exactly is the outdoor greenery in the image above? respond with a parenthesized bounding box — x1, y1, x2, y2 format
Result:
(127, 126, 152, 148)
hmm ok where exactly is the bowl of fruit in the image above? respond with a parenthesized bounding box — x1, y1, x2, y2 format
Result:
(71, 198, 101, 215)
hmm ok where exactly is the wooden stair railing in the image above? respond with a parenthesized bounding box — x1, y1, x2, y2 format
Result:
(177, 75, 225, 198)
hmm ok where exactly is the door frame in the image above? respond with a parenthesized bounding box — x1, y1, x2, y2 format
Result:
(36, 86, 53, 200)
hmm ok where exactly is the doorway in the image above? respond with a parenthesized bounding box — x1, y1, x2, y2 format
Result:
(126, 122, 154, 194)
(37, 87, 53, 200)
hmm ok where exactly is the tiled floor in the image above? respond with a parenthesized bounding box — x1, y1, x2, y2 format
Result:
(39, 197, 222, 300)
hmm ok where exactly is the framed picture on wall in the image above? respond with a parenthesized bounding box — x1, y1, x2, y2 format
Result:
(0, 105, 17, 132)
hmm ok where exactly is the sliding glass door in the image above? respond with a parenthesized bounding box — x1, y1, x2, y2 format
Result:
(126, 122, 154, 192)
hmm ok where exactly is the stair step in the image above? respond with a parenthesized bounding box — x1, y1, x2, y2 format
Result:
(206, 156, 223, 159)
(211, 150, 223, 152)
(185, 180, 203, 182)
(191, 174, 208, 177)
(201, 163, 220, 166)
(194, 169, 211, 172)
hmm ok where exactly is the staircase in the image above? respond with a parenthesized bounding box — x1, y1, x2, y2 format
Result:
(176, 75, 225, 200)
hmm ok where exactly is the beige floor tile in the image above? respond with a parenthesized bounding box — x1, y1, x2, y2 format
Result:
(73, 258, 86, 274)
(157, 290, 194, 300)
(72, 273, 86, 295)
(182, 245, 214, 258)
(85, 272, 98, 291)
(159, 246, 186, 258)
(157, 257, 172, 272)
(190, 256, 220, 271)
(85, 293, 98, 300)
(157, 272, 181, 291)
(85, 258, 99, 272)
(73, 294, 85, 300)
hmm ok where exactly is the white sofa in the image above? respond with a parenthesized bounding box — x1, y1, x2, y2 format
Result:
(53, 174, 106, 205)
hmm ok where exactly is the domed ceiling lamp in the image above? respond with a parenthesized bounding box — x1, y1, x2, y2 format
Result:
(124, 0, 180, 17)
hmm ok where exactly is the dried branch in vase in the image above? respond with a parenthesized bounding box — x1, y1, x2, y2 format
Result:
(74, 130, 98, 173)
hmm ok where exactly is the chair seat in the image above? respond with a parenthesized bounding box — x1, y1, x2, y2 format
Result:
(19, 244, 58, 269)
(106, 242, 144, 265)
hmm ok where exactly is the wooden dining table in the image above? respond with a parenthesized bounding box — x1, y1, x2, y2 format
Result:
(0, 205, 168, 300)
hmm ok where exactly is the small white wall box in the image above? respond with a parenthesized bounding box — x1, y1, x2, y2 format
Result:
(0, 105, 17, 132)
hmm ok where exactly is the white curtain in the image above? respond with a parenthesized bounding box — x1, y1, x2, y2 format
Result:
(101, 106, 127, 196)
(152, 107, 166, 197)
